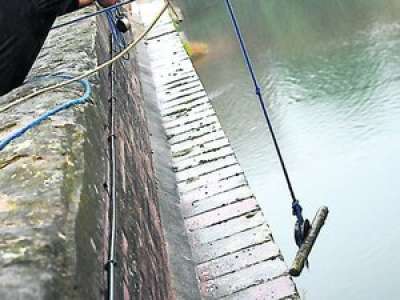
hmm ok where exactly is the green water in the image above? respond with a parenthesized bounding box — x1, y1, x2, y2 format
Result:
(176, 0, 400, 299)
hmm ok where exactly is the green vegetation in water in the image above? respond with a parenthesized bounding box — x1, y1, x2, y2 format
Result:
(183, 40, 194, 57)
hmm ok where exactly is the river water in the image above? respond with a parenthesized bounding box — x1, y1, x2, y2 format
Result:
(175, 0, 400, 299)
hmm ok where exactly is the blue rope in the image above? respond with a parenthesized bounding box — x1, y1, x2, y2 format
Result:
(292, 200, 304, 224)
(1, 0, 129, 151)
(53, 0, 128, 51)
(1, 1, 128, 152)
(106, 9, 127, 51)
(0, 75, 91, 152)
(224, 0, 304, 224)
(51, 0, 135, 30)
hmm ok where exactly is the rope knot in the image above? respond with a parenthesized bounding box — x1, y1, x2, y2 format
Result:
(255, 86, 261, 96)
(292, 200, 304, 224)
(292, 200, 310, 261)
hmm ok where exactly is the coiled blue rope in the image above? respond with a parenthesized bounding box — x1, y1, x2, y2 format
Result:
(0, 75, 91, 151)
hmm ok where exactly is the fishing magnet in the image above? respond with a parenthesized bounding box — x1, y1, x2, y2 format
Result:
(290, 206, 329, 277)
(294, 218, 311, 249)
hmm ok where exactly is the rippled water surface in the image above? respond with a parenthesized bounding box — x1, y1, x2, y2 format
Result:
(176, 0, 400, 299)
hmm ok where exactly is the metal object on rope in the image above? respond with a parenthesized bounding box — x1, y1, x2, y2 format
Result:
(224, 0, 329, 277)
(290, 206, 329, 276)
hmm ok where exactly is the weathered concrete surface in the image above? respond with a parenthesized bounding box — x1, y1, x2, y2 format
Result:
(0, 5, 174, 300)
(0, 8, 97, 300)
(137, 1, 300, 299)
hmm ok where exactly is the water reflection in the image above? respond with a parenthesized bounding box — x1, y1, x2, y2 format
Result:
(177, 0, 400, 299)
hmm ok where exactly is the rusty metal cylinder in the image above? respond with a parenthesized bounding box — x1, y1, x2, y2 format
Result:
(289, 206, 329, 277)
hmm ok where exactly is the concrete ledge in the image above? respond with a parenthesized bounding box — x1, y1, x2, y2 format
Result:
(0, 8, 97, 300)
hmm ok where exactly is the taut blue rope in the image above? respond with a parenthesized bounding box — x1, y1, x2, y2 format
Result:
(224, 0, 305, 227)
(0, 75, 91, 151)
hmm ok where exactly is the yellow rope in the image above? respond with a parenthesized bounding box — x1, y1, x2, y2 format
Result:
(0, 2, 169, 114)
